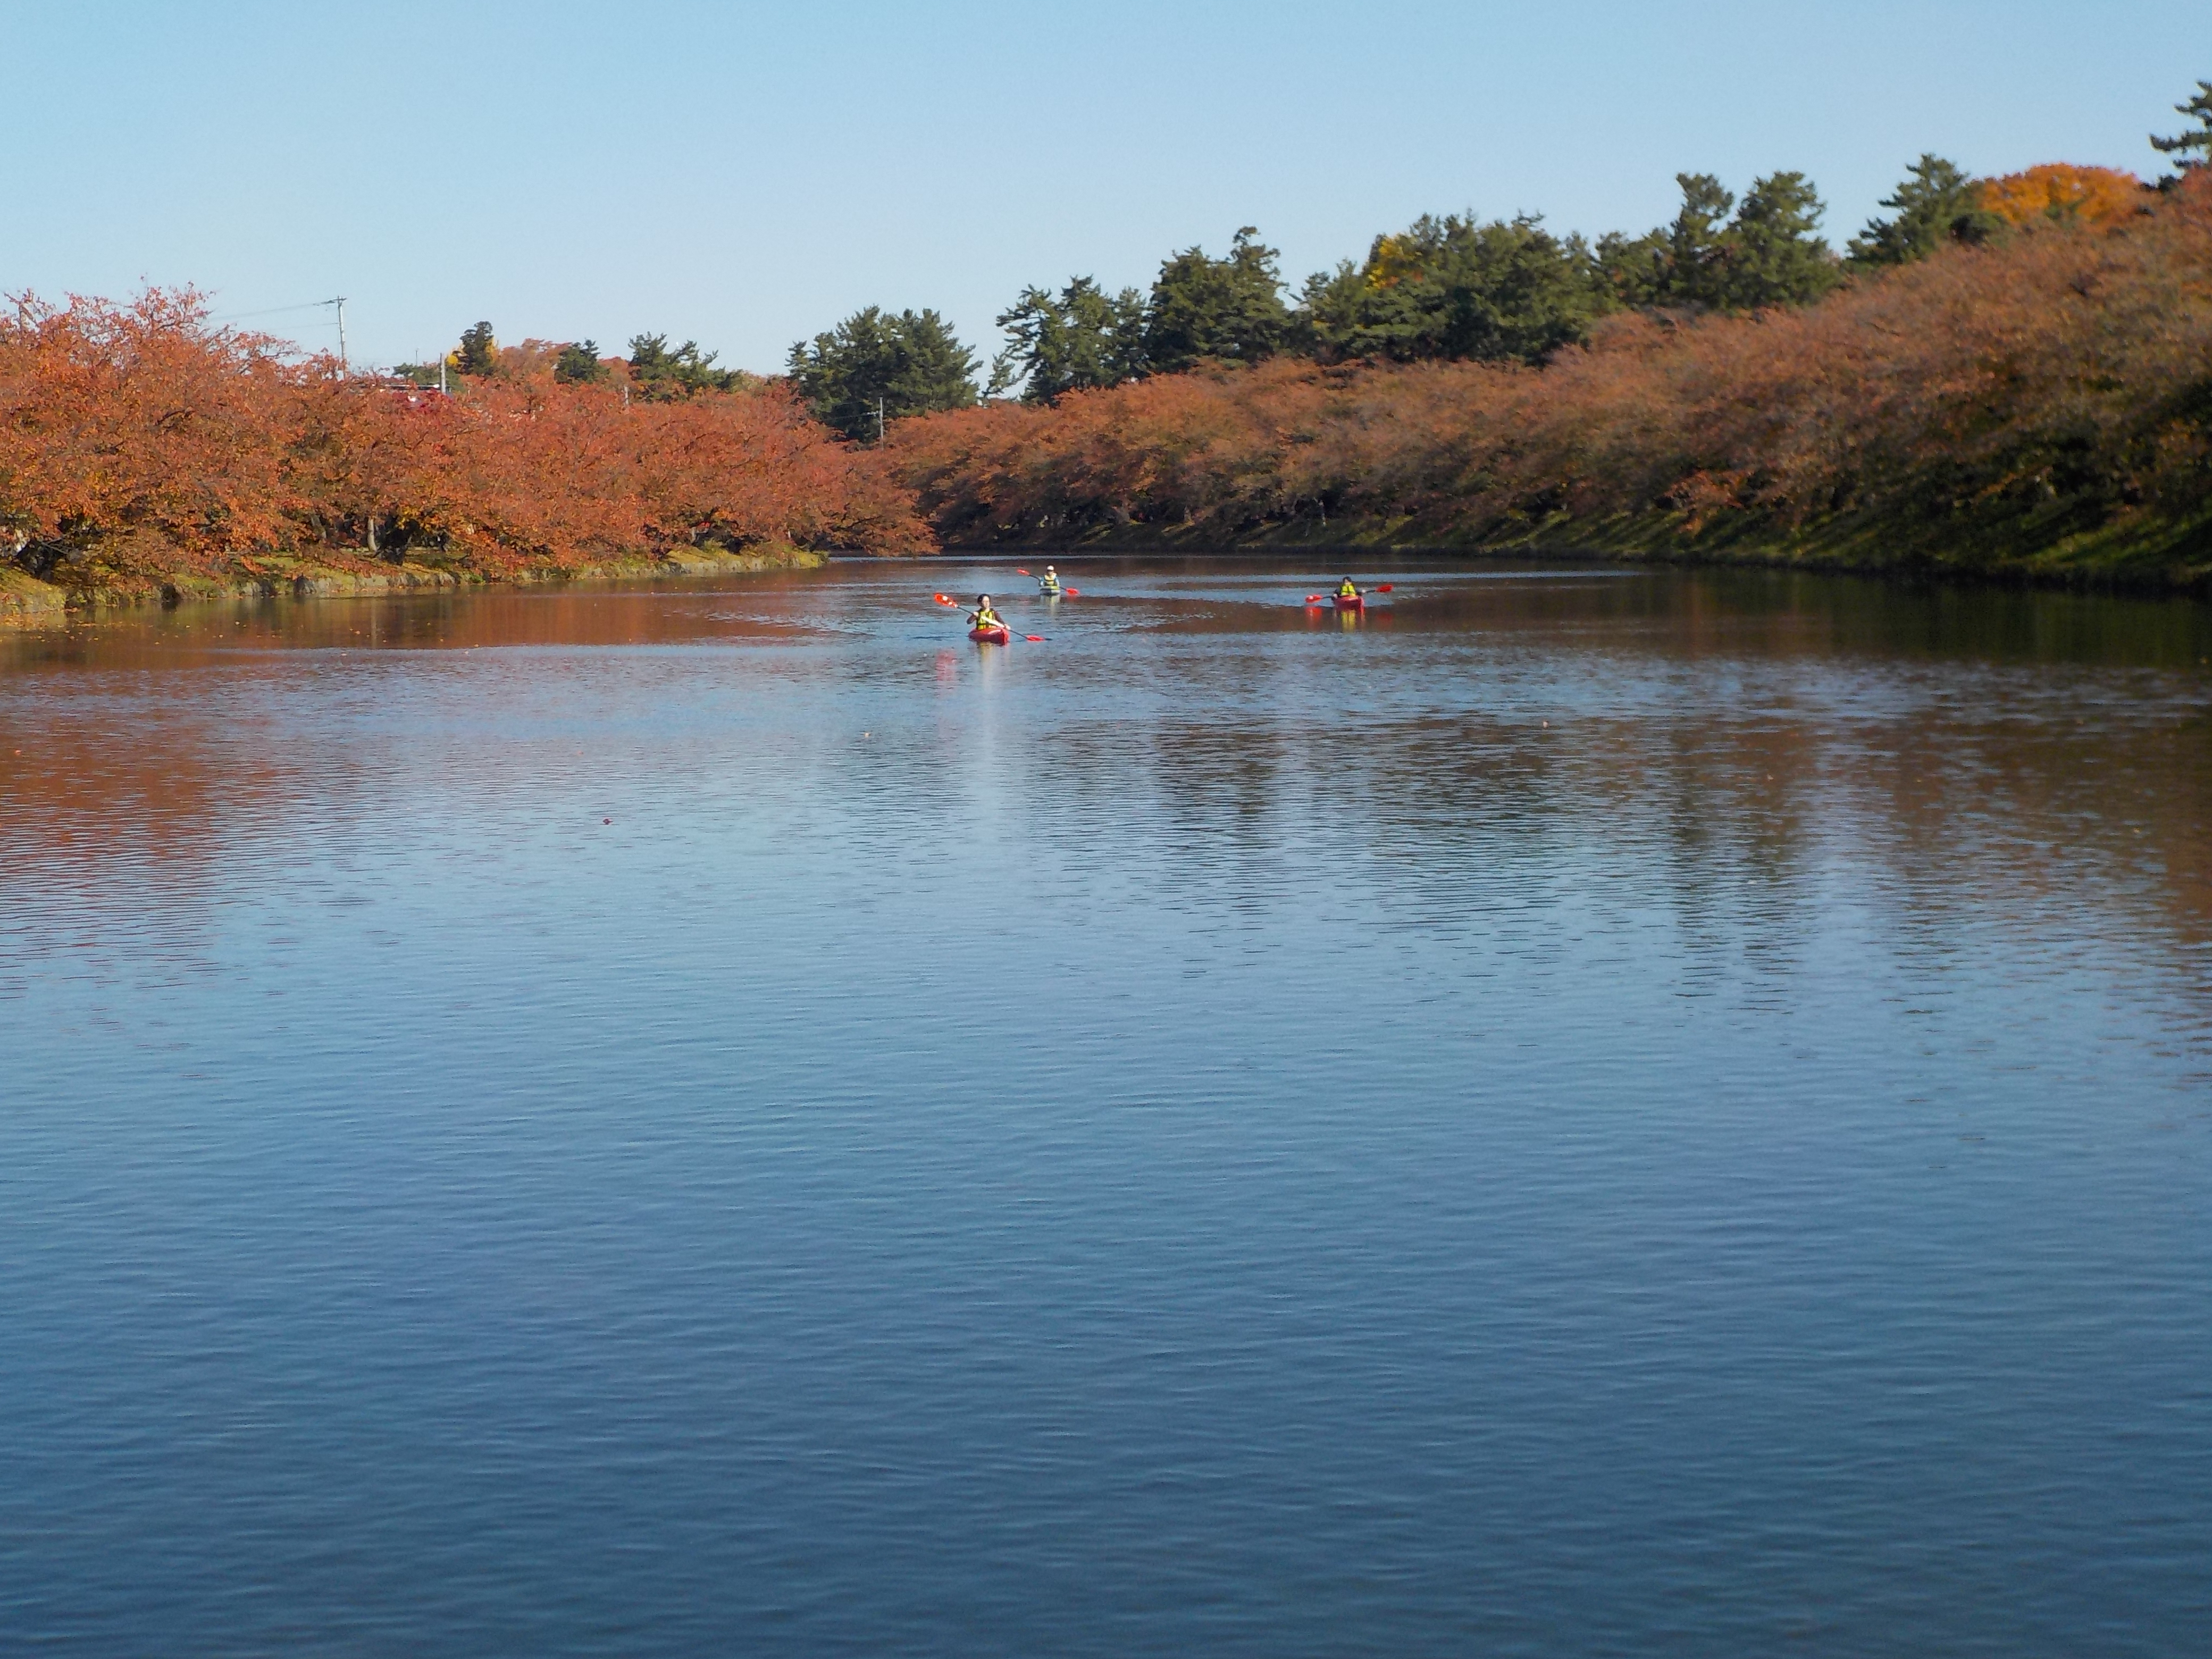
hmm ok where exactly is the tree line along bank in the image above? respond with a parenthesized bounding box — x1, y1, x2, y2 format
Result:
(5, 84, 2211, 609)
(867, 91, 2212, 586)
(806, 132, 2197, 429)
(414, 90, 2209, 444)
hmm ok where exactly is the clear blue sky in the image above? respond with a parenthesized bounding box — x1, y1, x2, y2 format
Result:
(5, 1, 2203, 373)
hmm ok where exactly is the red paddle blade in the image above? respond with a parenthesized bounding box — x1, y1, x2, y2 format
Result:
(1062, 588, 1080, 597)
(1014, 567, 1031, 576)
(1023, 634, 1045, 642)
(1375, 583, 1394, 592)
(933, 593, 958, 605)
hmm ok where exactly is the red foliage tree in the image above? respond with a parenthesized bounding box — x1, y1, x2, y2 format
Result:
(0, 291, 931, 595)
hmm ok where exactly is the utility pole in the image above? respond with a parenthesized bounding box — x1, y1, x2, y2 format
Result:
(875, 396, 886, 444)
(333, 296, 348, 371)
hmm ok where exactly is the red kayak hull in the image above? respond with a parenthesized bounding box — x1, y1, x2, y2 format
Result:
(969, 625, 1011, 643)
(1333, 595, 1364, 612)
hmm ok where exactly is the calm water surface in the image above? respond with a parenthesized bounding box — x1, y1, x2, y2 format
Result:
(3, 557, 2209, 1655)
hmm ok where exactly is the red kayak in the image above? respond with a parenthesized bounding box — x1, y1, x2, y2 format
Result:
(969, 624, 1011, 644)
(1333, 594, 1365, 612)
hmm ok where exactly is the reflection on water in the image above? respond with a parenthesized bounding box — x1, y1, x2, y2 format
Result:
(3, 557, 2210, 1658)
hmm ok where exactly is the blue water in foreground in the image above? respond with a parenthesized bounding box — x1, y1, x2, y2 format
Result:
(4, 557, 2210, 1655)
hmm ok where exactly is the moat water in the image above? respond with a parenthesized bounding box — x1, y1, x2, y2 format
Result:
(4, 557, 2209, 1656)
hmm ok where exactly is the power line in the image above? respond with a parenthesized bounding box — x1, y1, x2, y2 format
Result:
(207, 294, 347, 370)
(208, 296, 347, 323)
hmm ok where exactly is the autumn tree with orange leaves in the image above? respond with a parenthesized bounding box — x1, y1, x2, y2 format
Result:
(0, 292, 931, 597)
(1978, 165, 2146, 230)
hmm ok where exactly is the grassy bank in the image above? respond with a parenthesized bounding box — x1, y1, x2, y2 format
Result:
(0, 541, 828, 628)
(951, 502, 2212, 592)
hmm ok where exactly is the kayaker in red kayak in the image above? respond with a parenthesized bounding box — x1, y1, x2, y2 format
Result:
(966, 594, 1007, 636)
(1336, 577, 1361, 602)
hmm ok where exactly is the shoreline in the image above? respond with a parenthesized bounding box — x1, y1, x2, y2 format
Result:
(0, 543, 832, 629)
(935, 512, 2212, 597)
(12, 527, 2209, 630)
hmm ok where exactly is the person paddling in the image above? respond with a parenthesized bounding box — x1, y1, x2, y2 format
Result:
(967, 593, 1004, 632)
(1038, 565, 1063, 597)
(1336, 577, 1361, 601)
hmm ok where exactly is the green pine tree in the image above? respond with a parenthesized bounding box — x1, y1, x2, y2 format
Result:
(1847, 156, 2004, 267)
(1301, 213, 1608, 365)
(626, 334, 748, 401)
(1598, 171, 1839, 312)
(1143, 228, 1291, 373)
(1720, 172, 1842, 308)
(554, 339, 608, 383)
(2151, 79, 2212, 179)
(787, 307, 978, 440)
(987, 278, 1148, 403)
(454, 320, 498, 375)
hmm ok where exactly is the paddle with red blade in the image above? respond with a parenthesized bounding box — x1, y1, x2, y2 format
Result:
(934, 594, 1045, 641)
(1305, 584, 1394, 604)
